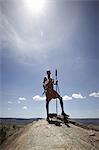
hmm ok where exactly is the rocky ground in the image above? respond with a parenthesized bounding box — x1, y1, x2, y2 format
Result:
(0, 119, 99, 150)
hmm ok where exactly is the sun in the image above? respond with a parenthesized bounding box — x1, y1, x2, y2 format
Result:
(26, 0, 45, 14)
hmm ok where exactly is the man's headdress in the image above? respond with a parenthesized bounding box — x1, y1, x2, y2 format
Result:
(46, 69, 51, 75)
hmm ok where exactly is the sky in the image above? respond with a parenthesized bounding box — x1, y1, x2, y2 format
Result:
(0, 0, 99, 118)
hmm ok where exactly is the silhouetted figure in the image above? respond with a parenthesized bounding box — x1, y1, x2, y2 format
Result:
(43, 70, 69, 121)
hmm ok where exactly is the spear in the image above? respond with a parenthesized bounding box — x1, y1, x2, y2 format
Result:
(55, 69, 58, 114)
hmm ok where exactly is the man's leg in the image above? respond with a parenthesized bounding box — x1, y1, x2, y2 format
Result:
(59, 96, 64, 113)
(59, 96, 69, 117)
(46, 100, 49, 120)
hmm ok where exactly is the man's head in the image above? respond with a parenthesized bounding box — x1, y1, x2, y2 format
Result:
(46, 69, 51, 78)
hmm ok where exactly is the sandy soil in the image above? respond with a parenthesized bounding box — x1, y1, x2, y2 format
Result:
(0, 119, 99, 150)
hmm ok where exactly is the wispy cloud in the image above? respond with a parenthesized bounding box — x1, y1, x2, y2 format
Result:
(0, 0, 78, 66)
(19, 97, 26, 101)
(17, 97, 26, 104)
(0, 9, 48, 64)
(0, 11, 24, 51)
(8, 101, 13, 104)
(89, 92, 99, 98)
(72, 93, 86, 99)
(22, 106, 28, 110)
(63, 95, 72, 101)
(33, 95, 46, 101)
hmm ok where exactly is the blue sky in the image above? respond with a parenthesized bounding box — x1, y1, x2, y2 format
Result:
(0, 0, 99, 118)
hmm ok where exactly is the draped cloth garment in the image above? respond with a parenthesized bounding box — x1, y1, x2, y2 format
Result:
(44, 78, 60, 101)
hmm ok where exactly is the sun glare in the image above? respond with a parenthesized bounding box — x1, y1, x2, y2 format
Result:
(26, 0, 45, 14)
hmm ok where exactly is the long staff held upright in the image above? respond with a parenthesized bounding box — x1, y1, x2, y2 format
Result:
(55, 69, 58, 114)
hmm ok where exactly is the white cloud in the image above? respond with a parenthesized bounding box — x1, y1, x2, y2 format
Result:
(22, 106, 27, 110)
(19, 97, 26, 101)
(63, 95, 72, 101)
(72, 93, 86, 99)
(18, 97, 26, 104)
(33, 95, 46, 101)
(8, 101, 13, 104)
(89, 92, 99, 98)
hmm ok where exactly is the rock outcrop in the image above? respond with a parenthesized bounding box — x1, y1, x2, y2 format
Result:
(1, 119, 99, 150)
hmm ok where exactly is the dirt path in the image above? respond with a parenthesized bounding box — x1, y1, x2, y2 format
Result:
(1, 120, 99, 150)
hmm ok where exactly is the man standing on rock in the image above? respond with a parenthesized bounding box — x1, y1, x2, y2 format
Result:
(43, 70, 69, 121)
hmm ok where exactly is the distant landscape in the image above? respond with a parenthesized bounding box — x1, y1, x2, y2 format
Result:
(0, 118, 99, 125)
(0, 118, 42, 125)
